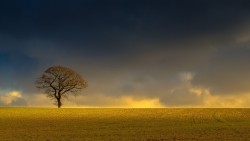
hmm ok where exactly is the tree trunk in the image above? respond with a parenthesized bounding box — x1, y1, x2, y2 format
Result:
(57, 98, 62, 108)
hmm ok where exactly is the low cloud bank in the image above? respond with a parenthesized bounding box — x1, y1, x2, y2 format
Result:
(0, 91, 26, 106)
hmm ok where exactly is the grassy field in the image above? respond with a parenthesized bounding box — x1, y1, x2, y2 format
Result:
(0, 108, 250, 140)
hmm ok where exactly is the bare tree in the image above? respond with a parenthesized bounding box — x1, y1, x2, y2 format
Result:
(35, 66, 87, 108)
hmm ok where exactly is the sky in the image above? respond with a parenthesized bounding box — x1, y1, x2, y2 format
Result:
(1, 0, 250, 107)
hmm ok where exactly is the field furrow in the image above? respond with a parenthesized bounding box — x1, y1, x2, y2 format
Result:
(0, 108, 249, 140)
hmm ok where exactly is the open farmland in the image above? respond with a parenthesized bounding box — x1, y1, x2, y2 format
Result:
(0, 108, 250, 140)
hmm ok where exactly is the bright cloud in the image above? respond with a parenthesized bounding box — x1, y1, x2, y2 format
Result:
(0, 91, 23, 105)
(62, 94, 165, 108)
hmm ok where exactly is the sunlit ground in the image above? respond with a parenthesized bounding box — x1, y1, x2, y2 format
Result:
(0, 108, 250, 140)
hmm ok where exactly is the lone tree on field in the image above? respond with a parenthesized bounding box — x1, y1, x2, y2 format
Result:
(35, 66, 87, 108)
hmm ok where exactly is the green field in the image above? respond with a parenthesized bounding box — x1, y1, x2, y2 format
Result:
(0, 108, 250, 140)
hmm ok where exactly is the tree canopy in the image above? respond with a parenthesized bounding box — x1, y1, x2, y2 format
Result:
(35, 66, 87, 108)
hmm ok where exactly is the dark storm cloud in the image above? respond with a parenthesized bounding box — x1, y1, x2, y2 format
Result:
(0, 49, 39, 90)
(1, 0, 250, 44)
(192, 46, 250, 95)
(1, 0, 250, 107)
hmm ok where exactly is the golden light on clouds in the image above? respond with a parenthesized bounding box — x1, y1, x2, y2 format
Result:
(63, 95, 165, 108)
(112, 96, 165, 108)
(200, 93, 250, 108)
(2, 89, 250, 108)
(0, 91, 22, 105)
